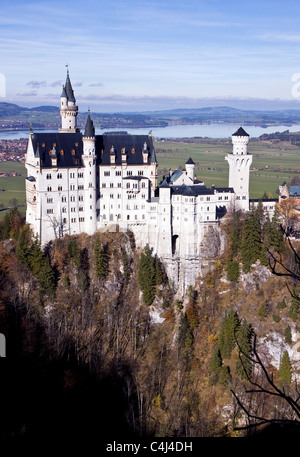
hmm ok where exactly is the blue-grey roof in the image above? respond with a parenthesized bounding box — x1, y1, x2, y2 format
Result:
(289, 186, 300, 196)
(65, 71, 76, 103)
(84, 112, 95, 137)
(30, 131, 156, 169)
(171, 185, 213, 196)
(31, 132, 83, 168)
(96, 134, 155, 166)
(169, 170, 183, 182)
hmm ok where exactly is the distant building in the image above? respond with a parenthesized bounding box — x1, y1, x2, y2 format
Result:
(25, 70, 277, 293)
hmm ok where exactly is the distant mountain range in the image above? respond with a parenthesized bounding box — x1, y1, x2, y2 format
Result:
(1, 102, 300, 130)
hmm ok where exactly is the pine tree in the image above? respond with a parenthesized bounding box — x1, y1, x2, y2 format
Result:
(269, 206, 282, 252)
(226, 258, 240, 282)
(138, 244, 155, 306)
(284, 325, 292, 344)
(228, 210, 242, 258)
(279, 350, 292, 388)
(28, 236, 56, 292)
(178, 312, 194, 360)
(15, 225, 31, 267)
(210, 348, 223, 385)
(240, 204, 262, 273)
(235, 319, 253, 379)
(154, 255, 164, 285)
(218, 310, 240, 359)
(94, 238, 109, 279)
(289, 292, 299, 322)
(68, 238, 81, 269)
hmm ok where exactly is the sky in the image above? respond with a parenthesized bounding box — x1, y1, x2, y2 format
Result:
(2, 0, 300, 112)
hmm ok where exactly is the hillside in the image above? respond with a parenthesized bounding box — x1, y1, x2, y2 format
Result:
(1, 206, 300, 444)
(2, 102, 300, 130)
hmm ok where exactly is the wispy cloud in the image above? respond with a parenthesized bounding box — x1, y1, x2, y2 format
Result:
(88, 82, 104, 87)
(49, 80, 63, 87)
(17, 90, 38, 97)
(26, 80, 47, 88)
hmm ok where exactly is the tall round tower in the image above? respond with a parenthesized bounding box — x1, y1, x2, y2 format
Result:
(226, 127, 253, 211)
(59, 68, 79, 133)
(82, 111, 97, 234)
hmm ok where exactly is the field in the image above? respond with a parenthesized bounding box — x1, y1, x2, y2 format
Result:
(0, 136, 300, 220)
(0, 162, 26, 220)
(155, 137, 300, 199)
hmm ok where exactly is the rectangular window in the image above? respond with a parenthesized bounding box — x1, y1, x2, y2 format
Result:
(104, 171, 110, 176)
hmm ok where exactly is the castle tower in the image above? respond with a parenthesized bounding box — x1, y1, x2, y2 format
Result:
(226, 127, 252, 211)
(59, 68, 80, 133)
(185, 157, 195, 182)
(82, 111, 97, 234)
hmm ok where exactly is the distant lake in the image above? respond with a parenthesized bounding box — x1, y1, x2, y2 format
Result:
(2, 122, 300, 140)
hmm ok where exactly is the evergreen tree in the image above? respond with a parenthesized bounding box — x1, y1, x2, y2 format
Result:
(218, 310, 240, 359)
(94, 238, 109, 279)
(240, 204, 262, 273)
(279, 350, 292, 388)
(235, 319, 253, 379)
(209, 348, 223, 385)
(138, 244, 155, 306)
(289, 292, 299, 322)
(68, 238, 81, 268)
(178, 312, 194, 360)
(15, 225, 31, 267)
(154, 255, 164, 285)
(284, 325, 292, 344)
(28, 236, 56, 292)
(226, 258, 240, 282)
(219, 365, 231, 387)
(269, 206, 283, 252)
(228, 210, 242, 258)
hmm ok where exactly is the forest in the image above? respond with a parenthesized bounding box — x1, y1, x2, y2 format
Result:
(1, 202, 300, 448)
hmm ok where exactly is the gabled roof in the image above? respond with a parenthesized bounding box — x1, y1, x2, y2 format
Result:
(232, 126, 249, 137)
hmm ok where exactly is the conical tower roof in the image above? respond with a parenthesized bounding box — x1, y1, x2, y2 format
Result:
(232, 126, 249, 137)
(65, 70, 75, 102)
(84, 110, 95, 137)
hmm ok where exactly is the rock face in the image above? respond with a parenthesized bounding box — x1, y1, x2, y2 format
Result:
(161, 224, 226, 296)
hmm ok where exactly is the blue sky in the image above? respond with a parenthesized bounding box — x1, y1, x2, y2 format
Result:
(2, 0, 300, 112)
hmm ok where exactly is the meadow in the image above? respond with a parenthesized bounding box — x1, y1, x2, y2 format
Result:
(0, 136, 300, 220)
(155, 137, 300, 199)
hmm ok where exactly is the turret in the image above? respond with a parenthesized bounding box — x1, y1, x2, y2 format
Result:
(59, 68, 79, 133)
(82, 111, 97, 234)
(185, 157, 195, 182)
(225, 127, 252, 211)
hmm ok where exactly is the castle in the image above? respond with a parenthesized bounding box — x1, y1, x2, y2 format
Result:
(25, 70, 277, 293)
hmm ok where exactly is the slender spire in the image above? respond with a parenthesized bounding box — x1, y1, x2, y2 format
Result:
(64, 67, 75, 102)
(84, 109, 95, 137)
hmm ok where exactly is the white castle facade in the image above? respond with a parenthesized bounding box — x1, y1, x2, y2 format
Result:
(25, 71, 276, 293)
